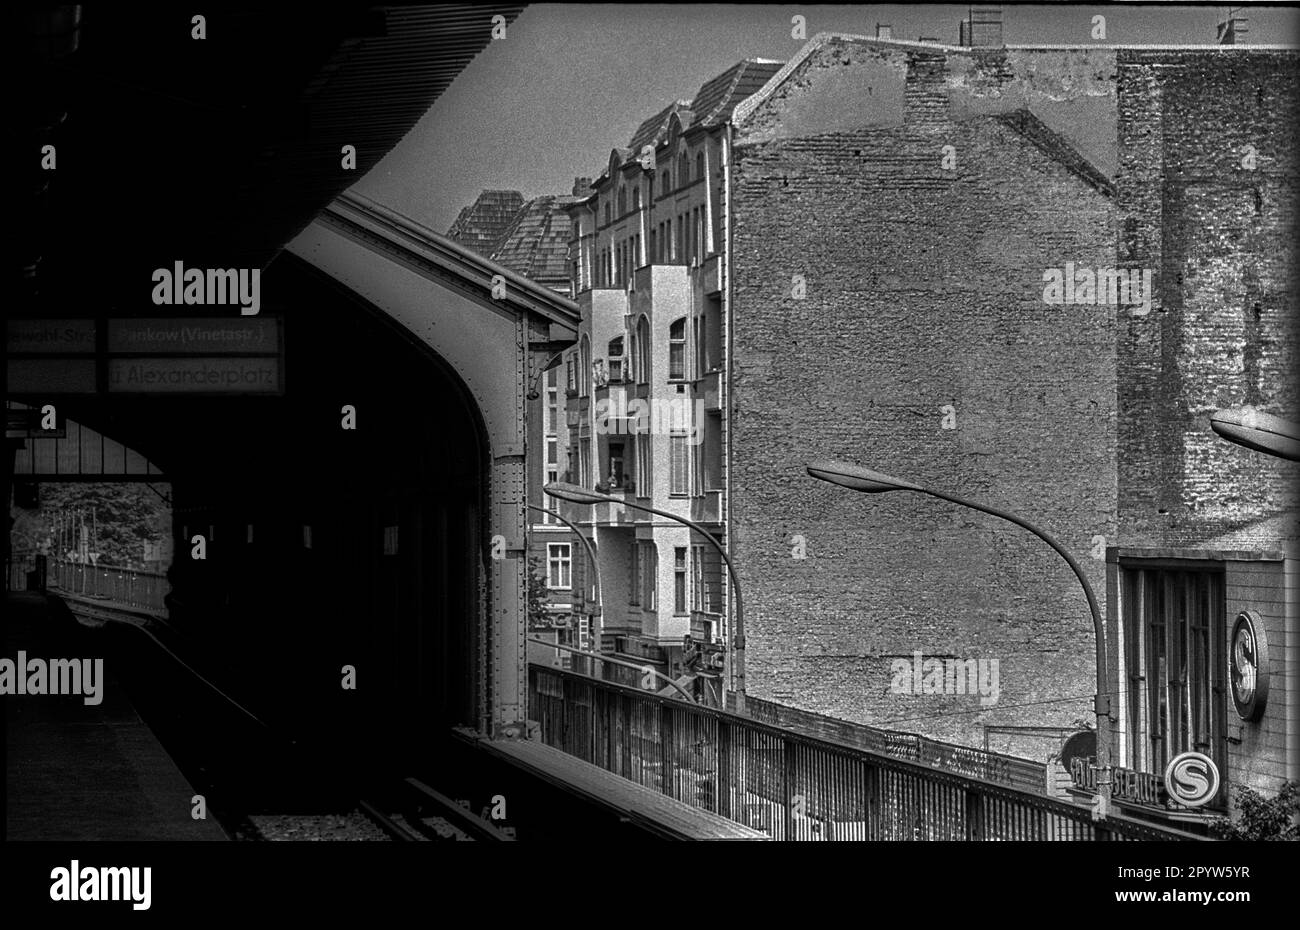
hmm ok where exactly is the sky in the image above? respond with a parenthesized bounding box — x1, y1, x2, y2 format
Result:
(351, 3, 1300, 234)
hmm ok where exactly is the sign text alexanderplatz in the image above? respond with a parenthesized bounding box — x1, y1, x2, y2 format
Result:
(6, 318, 282, 395)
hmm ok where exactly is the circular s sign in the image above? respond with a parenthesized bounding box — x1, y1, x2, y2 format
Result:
(1230, 610, 1269, 721)
(1164, 752, 1220, 809)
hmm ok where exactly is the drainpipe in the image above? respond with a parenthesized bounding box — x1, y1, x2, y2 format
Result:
(722, 120, 745, 714)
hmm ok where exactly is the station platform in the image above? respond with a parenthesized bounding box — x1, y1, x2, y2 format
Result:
(4, 592, 225, 841)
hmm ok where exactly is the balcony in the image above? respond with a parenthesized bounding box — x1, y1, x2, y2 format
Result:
(690, 488, 722, 525)
(589, 486, 633, 525)
(699, 368, 721, 411)
(701, 253, 722, 296)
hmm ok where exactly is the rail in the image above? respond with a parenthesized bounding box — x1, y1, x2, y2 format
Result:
(528, 665, 1202, 841)
(47, 559, 170, 612)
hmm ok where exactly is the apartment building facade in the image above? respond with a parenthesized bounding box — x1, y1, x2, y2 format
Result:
(557, 61, 782, 699)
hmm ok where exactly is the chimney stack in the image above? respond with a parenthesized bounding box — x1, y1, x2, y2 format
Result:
(572, 177, 592, 197)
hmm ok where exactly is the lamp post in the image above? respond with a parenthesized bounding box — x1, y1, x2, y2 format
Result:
(1209, 406, 1300, 462)
(526, 503, 603, 653)
(545, 481, 746, 714)
(805, 458, 1113, 820)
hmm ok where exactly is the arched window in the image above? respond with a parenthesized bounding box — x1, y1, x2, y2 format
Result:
(604, 201, 611, 226)
(661, 170, 671, 197)
(617, 186, 626, 216)
(696, 152, 705, 183)
(607, 336, 625, 382)
(580, 335, 591, 396)
(635, 316, 651, 384)
(679, 153, 689, 182)
(668, 317, 686, 380)
(632, 187, 641, 211)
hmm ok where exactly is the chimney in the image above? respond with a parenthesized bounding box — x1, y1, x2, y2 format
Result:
(572, 176, 592, 196)
(959, 5, 1003, 47)
(875, 23, 892, 40)
(1217, 7, 1248, 44)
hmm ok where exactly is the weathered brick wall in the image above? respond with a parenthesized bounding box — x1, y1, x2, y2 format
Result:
(730, 45, 1120, 750)
(1116, 50, 1300, 551)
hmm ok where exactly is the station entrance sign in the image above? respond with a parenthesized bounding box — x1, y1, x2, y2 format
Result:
(7, 318, 282, 395)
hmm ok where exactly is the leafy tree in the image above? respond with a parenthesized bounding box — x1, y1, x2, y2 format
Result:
(1209, 781, 1299, 841)
(11, 482, 171, 568)
(526, 555, 551, 629)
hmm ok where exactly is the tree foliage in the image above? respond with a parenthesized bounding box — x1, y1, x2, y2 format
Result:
(1209, 781, 1300, 841)
(11, 482, 171, 568)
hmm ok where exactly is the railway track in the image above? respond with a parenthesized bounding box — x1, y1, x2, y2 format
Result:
(358, 778, 515, 842)
(60, 594, 513, 842)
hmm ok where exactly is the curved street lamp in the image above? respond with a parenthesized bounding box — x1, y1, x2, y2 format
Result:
(805, 458, 1113, 820)
(545, 481, 746, 714)
(1209, 406, 1300, 462)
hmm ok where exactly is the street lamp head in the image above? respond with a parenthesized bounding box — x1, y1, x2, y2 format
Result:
(544, 481, 608, 505)
(805, 459, 924, 494)
(1210, 407, 1300, 462)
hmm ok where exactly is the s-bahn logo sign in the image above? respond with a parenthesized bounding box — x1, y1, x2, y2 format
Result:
(1163, 752, 1220, 809)
(1230, 610, 1269, 722)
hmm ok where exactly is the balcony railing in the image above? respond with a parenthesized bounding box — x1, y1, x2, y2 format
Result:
(528, 666, 1200, 841)
(690, 488, 722, 524)
(699, 368, 721, 411)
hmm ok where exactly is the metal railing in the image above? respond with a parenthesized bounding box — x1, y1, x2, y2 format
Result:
(529, 665, 1200, 841)
(734, 693, 1048, 796)
(48, 559, 170, 612)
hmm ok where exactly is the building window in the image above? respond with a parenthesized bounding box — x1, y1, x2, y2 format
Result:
(628, 544, 641, 606)
(677, 213, 684, 261)
(579, 438, 591, 488)
(547, 543, 572, 589)
(669, 317, 686, 379)
(696, 152, 705, 185)
(566, 353, 576, 394)
(1120, 564, 1226, 799)
(608, 336, 625, 382)
(636, 436, 650, 498)
(649, 229, 656, 265)
(678, 153, 689, 183)
(690, 545, 703, 612)
(580, 336, 591, 396)
(674, 547, 687, 614)
(632, 187, 641, 210)
(618, 186, 626, 216)
(607, 443, 625, 490)
(382, 525, 399, 556)
(662, 170, 671, 197)
(604, 202, 611, 226)
(634, 234, 641, 269)
(670, 432, 690, 496)
(543, 467, 560, 523)
(635, 316, 651, 384)
(639, 541, 658, 610)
